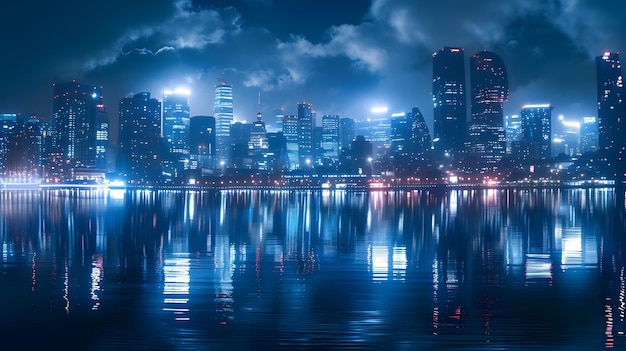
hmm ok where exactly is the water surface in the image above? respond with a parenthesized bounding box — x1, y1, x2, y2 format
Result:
(0, 188, 625, 350)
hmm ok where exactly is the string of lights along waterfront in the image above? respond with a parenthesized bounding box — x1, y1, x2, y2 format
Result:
(0, 49, 624, 187)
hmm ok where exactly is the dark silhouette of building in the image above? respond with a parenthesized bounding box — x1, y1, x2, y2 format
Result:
(433, 47, 466, 161)
(351, 135, 373, 175)
(190, 115, 215, 172)
(52, 81, 108, 180)
(339, 117, 355, 151)
(596, 51, 626, 157)
(266, 132, 288, 173)
(118, 92, 163, 183)
(231, 122, 252, 169)
(467, 51, 509, 169)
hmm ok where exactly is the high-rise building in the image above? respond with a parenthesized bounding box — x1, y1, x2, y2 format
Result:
(520, 104, 552, 161)
(432, 47, 466, 161)
(505, 114, 521, 154)
(190, 116, 215, 171)
(0, 114, 17, 174)
(468, 51, 509, 168)
(283, 115, 299, 170)
(596, 51, 625, 156)
(390, 108, 432, 173)
(5, 115, 43, 179)
(231, 122, 252, 169)
(321, 115, 339, 166)
(266, 132, 288, 172)
(249, 112, 268, 170)
(52, 81, 108, 179)
(339, 117, 355, 150)
(162, 88, 191, 175)
(580, 116, 599, 154)
(118, 92, 162, 182)
(297, 102, 315, 169)
(214, 80, 233, 165)
(553, 115, 580, 157)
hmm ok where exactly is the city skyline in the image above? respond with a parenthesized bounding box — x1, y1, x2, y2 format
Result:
(1, 0, 625, 140)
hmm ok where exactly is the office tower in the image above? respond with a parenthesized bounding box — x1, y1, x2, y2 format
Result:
(283, 115, 299, 170)
(0, 114, 17, 174)
(351, 135, 373, 175)
(596, 51, 625, 155)
(468, 51, 509, 168)
(266, 132, 288, 172)
(505, 115, 521, 154)
(339, 117, 355, 150)
(52, 81, 108, 179)
(580, 116, 599, 154)
(432, 47, 466, 160)
(215, 80, 233, 165)
(274, 107, 285, 133)
(249, 112, 268, 170)
(520, 104, 552, 161)
(5, 115, 42, 179)
(321, 115, 340, 166)
(390, 108, 432, 173)
(231, 122, 252, 169)
(356, 117, 391, 160)
(297, 102, 315, 168)
(190, 116, 215, 171)
(162, 88, 191, 176)
(118, 92, 162, 182)
(553, 115, 580, 157)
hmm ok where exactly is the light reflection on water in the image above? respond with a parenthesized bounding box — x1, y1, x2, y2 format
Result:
(0, 188, 624, 350)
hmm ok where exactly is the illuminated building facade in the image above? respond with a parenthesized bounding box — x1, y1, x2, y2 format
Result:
(468, 51, 509, 168)
(118, 92, 162, 182)
(283, 115, 299, 170)
(0, 113, 17, 174)
(521, 104, 552, 161)
(432, 47, 466, 161)
(52, 81, 108, 179)
(580, 116, 599, 154)
(249, 112, 268, 170)
(297, 102, 315, 169)
(215, 80, 233, 166)
(504, 114, 521, 154)
(596, 51, 625, 156)
(163, 89, 191, 175)
(321, 115, 339, 166)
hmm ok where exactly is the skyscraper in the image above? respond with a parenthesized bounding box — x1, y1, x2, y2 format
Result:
(0, 114, 17, 174)
(52, 81, 108, 179)
(520, 104, 552, 161)
(321, 115, 339, 166)
(432, 47, 466, 161)
(214, 80, 233, 166)
(118, 92, 162, 182)
(249, 112, 268, 170)
(297, 102, 315, 169)
(339, 117, 355, 150)
(162, 89, 191, 175)
(189, 116, 215, 171)
(596, 51, 625, 155)
(283, 115, 299, 170)
(504, 114, 521, 154)
(468, 51, 509, 168)
(580, 116, 599, 154)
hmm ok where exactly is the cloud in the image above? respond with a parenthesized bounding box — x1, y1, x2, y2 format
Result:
(84, 0, 240, 71)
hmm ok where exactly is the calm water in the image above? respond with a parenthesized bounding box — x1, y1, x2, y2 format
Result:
(1, 188, 625, 350)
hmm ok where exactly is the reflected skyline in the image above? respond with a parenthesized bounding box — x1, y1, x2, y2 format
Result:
(0, 188, 625, 349)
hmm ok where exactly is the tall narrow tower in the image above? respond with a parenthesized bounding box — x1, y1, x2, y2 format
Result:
(432, 47, 466, 161)
(468, 50, 509, 168)
(596, 51, 625, 156)
(214, 78, 233, 166)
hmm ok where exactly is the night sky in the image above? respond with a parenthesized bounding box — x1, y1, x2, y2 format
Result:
(1, 0, 625, 143)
